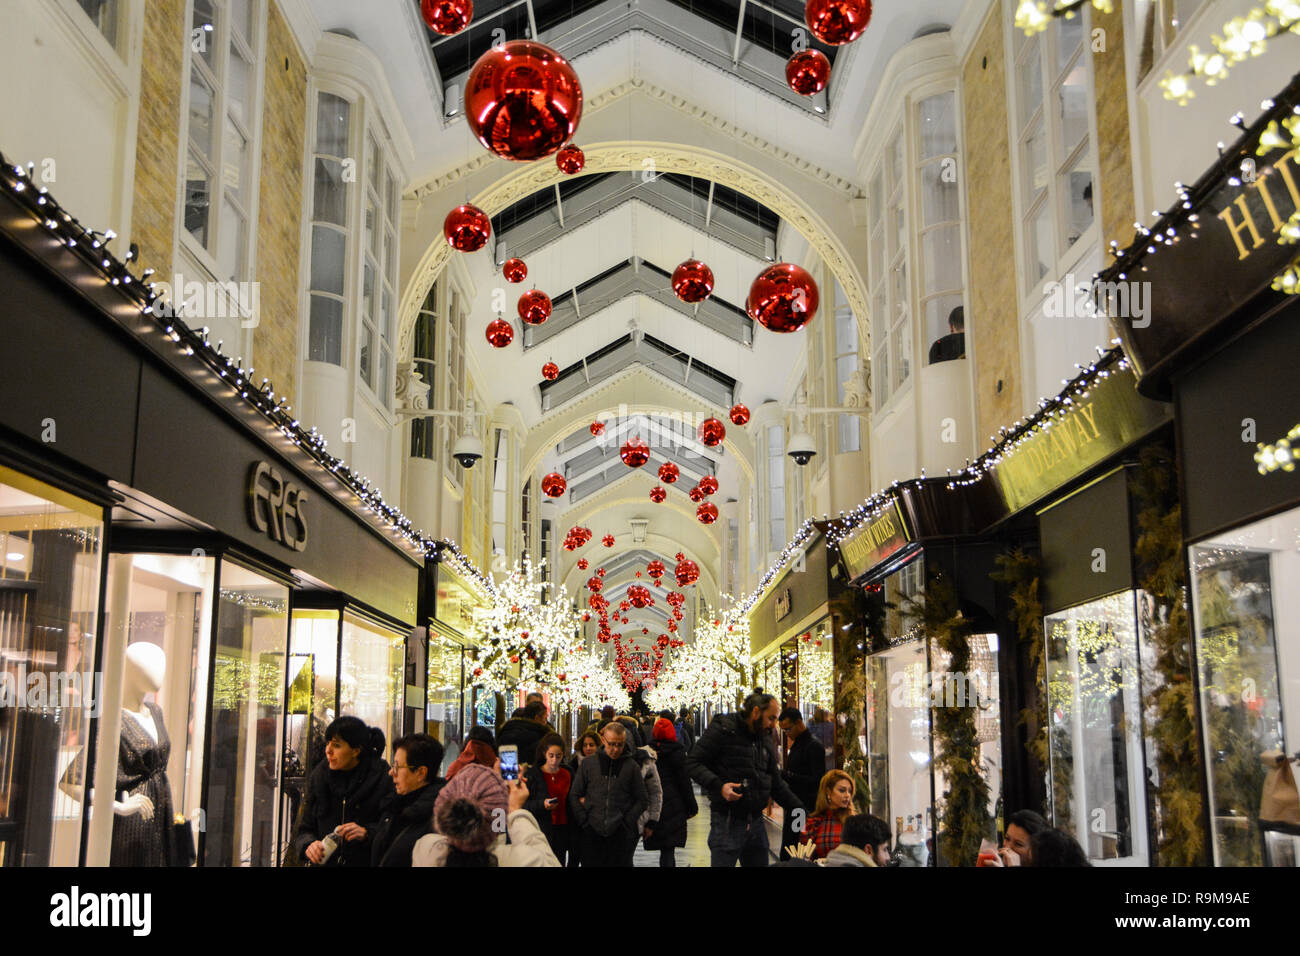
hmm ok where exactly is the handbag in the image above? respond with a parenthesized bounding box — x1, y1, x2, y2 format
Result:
(170, 814, 197, 868)
(1259, 751, 1300, 826)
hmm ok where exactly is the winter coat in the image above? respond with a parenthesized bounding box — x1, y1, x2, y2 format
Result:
(825, 844, 878, 867)
(411, 809, 561, 867)
(292, 752, 394, 866)
(522, 764, 568, 837)
(632, 746, 663, 832)
(370, 780, 444, 867)
(645, 738, 698, 849)
(497, 718, 549, 765)
(685, 713, 802, 819)
(446, 739, 497, 780)
(568, 750, 647, 838)
(782, 728, 827, 809)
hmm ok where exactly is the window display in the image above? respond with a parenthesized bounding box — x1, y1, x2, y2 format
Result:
(0, 466, 103, 866)
(340, 612, 404, 753)
(281, 608, 339, 856)
(427, 631, 465, 776)
(867, 640, 931, 864)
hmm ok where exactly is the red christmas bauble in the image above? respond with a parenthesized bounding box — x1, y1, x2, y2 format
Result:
(518, 289, 552, 325)
(642, 627, 650, 635)
(602, 534, 615, 548)
(421, 0, 473, 34)
(805, 0, 873, 44)
(444, 204, 491, 252)
(658, 462, 679, 484)
(577, 558, 589, 570)
(672, 608, 683, 621)
(590, 421, 605, 437)
(597, 567, 606, 576)
(747, 262, 820, 333)
(649, 486, 667, 503)
(699, 475, 719, 496)
(697, 501, 719, 524)
(698, 417, 726, 447)
(541, 472, 566, 497)
(542, 361, 559, 381)
(657, 634, 671, 648)
(674, 558, 699, 587)
(786, 49, 831, 95)
(485, 318, 514, 348)
(587, 576, 603, 592)
(556, 144, 585, 174)
(671, 259, 715, 303)
(597, 629, 611, 643)
(563, 537, 579, 551)
(620, 436, 650, 468)
(647, 560, 665, 579)
(688, 484, 706, 503)
(503, 257, 528, 283)
(464, 41, 583, 162)
(729, 403, 751, 426)
(627, 585, 653, 608)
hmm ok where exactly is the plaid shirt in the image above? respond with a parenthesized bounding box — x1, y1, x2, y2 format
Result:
(802, 812, 843, 859)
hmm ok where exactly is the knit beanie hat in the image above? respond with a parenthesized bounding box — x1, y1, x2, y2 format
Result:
(653, 717, 677, 742)
(434, 763, 508, 853)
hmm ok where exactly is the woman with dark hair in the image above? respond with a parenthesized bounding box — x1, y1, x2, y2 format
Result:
(522, 733, 571, 864)
(1031, 828, 1091, 867)
(981, 809, 1051, 867)
(800, 769, 856, 860)
(291, 716, 394, 866)
(412, 763, 560, 867)
(370, 733, 446, 867)
(644, 717, 697, 867)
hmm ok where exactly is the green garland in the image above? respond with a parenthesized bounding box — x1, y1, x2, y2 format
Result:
(831, 585, 872, 812)
(991, 550, 1048, 813)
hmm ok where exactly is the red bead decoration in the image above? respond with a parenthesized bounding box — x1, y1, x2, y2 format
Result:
(590, 421, 605, 437)
(464, 41, 583, 162)
(786, 49, 831, 95)
(805, 0, 873, 44)
(444, 204, 491, 252)
(747, 262, 820, 333)
(503, 257, 528, 283)
(602, 534, 615, 547)
(658, 462, 679, 484)
(729, 403, 751, 426)
(649, 486, 667, 503)
(542, 361, 559, 381)
(518, 289, 552, 325)
(697, 501, 719, 524)
(647, 560, 665, 579)
(587, 576, 603, 592)
(699, 475, 719, 496)
(698, 417, 726, 447)
(577, 558, 589, 570)
(556, 144, 585, 174)
(671, 259, 715, 303)
(541, 472, 566, 497)
(627, 585, 653, 608)
(421, 0, 473, 35)
(485, 318, 514, 348)
(688, 484, 706, 503)
(620, 436, 650, 468)
(674, 558, 699, 587)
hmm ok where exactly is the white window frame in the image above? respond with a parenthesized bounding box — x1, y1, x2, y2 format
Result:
(305, 85, 355, 369)
(914, 88, 965, 365)
(832, 279, 863, 453)
(357, 123, 399, 408)
(766, 423, 786, 556)
(1130, 0, 1213, 88)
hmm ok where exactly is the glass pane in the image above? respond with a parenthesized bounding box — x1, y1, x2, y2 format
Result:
(1018, 38, 1043, 129)
(363, 260, 375, 320)
(379, 346, 391, 405)
(870, 641, 932, 865)
(1022, 122, 1048, 208)
(924, 293, 965, 363)
(869, 172, 883, 227)
(1062, 161, 1094, 249)
(427, 638, 464, 776)
(189, 69, 215, 161)
(838, 412, 861, 454)
(836, 353, 858, 403)
(315, 93, 351, 156)
(0, 466, 102, 867)
(364, 199, 378, 258)
(386, 173, 398, 222)
(869, 226, 884, 287)
(340, 614, 404, 768)
(228, 44, 252, 129)
(873, 346, 890, 408)
(1025, 197, 1054, 286)
(192, 0, 217, 70)
(872, 289, 888, 349)
(217, 198, 246, 280)
(384, 228, 395, 279)
(280, 610, 336, 865)
(310, 226, 346, 296)
(921, 224, 962, 295)
(184, 152, 211, 246)
(1056, 15, 1084, 74)
(230, 0, 253, 42)
(77, 0, 119, 48)
(835, 304, 857, 355)
(222, 117, 248, 205)
(368, 136, 380, 192)
(889, 133, 905, 187)
(918, 93, 957, 159)
(308, 295, 343, 365)
(202, 563, 287, 867)
(921, 162, 960, 227)
(1058, 62, 1089, 157)
(892, 313, 912, 390)
(359, 321, 373, 386)
(313, 158, 348, 226)
(381, 286, 393, 342)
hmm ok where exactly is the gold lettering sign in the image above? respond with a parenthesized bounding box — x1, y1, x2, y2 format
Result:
(839, 501, 911, 581)
(1216, 148, 1300, 261)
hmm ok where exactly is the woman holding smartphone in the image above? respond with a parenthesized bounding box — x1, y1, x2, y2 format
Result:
(523, 733, 571, 865)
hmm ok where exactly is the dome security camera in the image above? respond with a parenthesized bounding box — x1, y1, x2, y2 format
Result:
(452, 433, 485, 469)
(788, 430, 817, 467)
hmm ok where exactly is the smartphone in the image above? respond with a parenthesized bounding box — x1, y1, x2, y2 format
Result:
(499, 745, 519, 781)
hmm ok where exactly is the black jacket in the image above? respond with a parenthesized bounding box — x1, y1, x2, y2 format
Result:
(686, 713, 802, 819)
(370, 780, 443, 867)
(497, 718, 549, 765)
(522, 764, 556, 837)
(292, 752, 395, 866)
(782, 728, 827, 809)
(645, 739, 698, 850)
(568, 750, 647, 837)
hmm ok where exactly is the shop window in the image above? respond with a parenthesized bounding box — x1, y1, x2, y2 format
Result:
(866, 640, 932, 863)
(796, 623, 834, 720)
(281, 608, 339, 856)
(427, 634, 465, 776)
(1190, 508, 1297, 866)
(0, 467, 103, 867)
(339, 613, 405, 761)
(1045, 591, 1150, 864)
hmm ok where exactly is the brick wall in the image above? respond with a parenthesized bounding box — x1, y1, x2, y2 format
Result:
(962, 5, 1023, 444)
(253, 2, 307, 406)
(1092, 4, 1136, 253)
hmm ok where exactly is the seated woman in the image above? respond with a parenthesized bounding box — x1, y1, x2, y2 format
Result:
(801, 769, 856, 860)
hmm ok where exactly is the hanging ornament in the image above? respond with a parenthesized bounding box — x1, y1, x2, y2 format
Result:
(576, 558, 589, 571)
(586, 576, 604, 592)
(671, 259, 715, 303)
(688, 484, 707, 503)
(729, 403, 751, 426)
(674, 557, 699, 587)
(598, 629, 612, 643)
(602, 534, 615, 548)
(642, 627, 650, 635)
(699, 475, 719, 496)
(698, 417, 726, 447)
(658, 462, 679, 484)
(697, 501, 720, 524)
(464, 41, 583, 162)
(747, 262, 820, 333)
(518, 289, 552, 325)
(563, 537, 580, 551)
(421, 0, 473, 34)
(805, 0, 873, 44)
(541, 472, 567, 497)
(444, 204, 491, 252)
(597, 567, 606, 576)
(503, 257, 528, 283)
(556, 144, 585, 174)
(541, 361, 559, 381)
(627, 585, 653, 608)
(649, 486, 667, 503)
(786, 49, 831, 95)
(666, 590, 684, 606)
(485, 318, 514, 348)
(620, 436, 650, 468)
(657, 634, 671, 648)
(646, 560, 665, 579)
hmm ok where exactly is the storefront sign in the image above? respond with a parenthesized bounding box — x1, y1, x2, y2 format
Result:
(775, 588, 792, 622)
(247, 461, 309, 552)
(838, 500, 911, 582)
(991, 365, 1167, 514)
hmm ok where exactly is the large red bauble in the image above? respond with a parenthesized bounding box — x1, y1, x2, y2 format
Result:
(657, 634, 670, 648)
(597, 629, 612, 643)
(627, 585, 653, 608)
(602, 534, 615, 548)
(671, 259, 715, 303)
(697, 501, 720, 524)
(542, 361, 559, 381)
(729, 403, 751, 426)
(698, 417, 726, 447)
(699, 475, 719, 496)
(587, 576, 603, 592)
(688, 484, 706, 503)
(503, 258, 528, 283)
(805, 0, 873, 44)
(658, 462, 679, 484)
(541, 472, 566, 497)
(556, 144, 585, 174)
(518, 290, 552, 325)
(421, 0, 473, 35)
(674, 558, 699, 587)
(577, 558, 589, 570)
(786, 49, 831, 95)
(444, 204, 491, 251)
(485, 318, 514, 348)
(620, 436, 650, 468)
(649, 486, 667, 503)
(747, 263, 820, 333)
(646, 560, 665, 579)
(464, 41, 583, 162)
